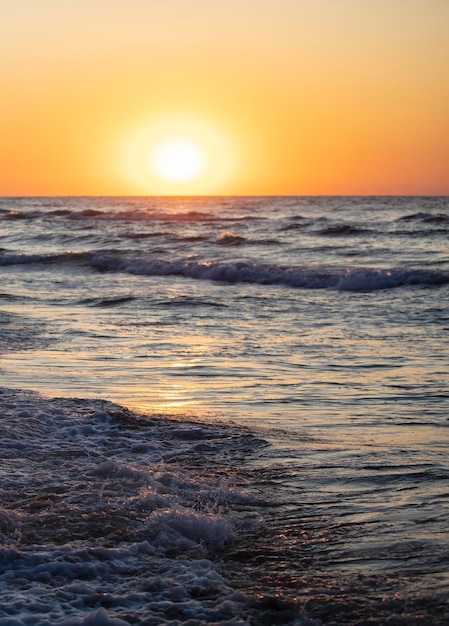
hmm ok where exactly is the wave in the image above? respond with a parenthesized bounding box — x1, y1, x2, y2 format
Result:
(124, 231, 173, 240)
(398, 212, 449, 223)
(91, 256, 449, 292)
(3, 251, 447, 292)
(217, 231, 247, 245)
(284, 222, 308, 231)
(78, 295, 137, 307)
(216, 231, 280, 246)
(154, 295, 228, 308)
(2, 210, 45, 220)
(0, 292, 31, 302)
(0, 207, 262, 224)
(316, 224, 372, 236)
(0, 251, 90, 266)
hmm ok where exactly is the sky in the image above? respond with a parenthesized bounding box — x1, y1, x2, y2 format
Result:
(1, 0, 448, 196)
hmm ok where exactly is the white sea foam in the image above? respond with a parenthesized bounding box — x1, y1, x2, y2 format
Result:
(0, 388, 288, 626)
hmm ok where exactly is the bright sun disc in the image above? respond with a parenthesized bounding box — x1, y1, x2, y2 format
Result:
(124, 116, 234, 194)
(153, 139, 205, 183)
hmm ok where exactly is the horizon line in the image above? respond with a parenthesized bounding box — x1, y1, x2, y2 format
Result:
(1, 193, 448, 199)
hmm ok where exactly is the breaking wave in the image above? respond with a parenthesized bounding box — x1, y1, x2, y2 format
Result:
(0, 387, 276, 626)
(2, 251, 448, 292)
(90, 256, 449, 292)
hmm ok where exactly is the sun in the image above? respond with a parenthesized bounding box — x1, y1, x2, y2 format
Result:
(152, 138, 205, 183)
(123, 116, 234, 194)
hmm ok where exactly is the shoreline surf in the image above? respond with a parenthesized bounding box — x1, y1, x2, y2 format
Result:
(1, 387, 448, 625)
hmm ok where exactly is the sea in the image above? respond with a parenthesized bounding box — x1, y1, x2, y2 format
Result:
(0, 195, 448, 626)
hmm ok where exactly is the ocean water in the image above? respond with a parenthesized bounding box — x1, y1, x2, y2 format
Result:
(0, 195, 448, 625)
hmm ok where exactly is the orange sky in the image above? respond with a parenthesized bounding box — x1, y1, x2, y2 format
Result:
(1, 0, 448, 196)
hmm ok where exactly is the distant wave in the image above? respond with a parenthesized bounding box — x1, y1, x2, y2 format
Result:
(2, 210, 44, 220)
(398, 212, 449, 223)
(216, 231, 280, 246)
(124, 231, 173, 240)
(217, 231, 247, 245)
(316, 224, 372, 236)
(0, 208, 261, 224)
(0, 251, 90, 266)
(48, 209, 72, 216)
(154, 296, 228, 308)
(0, 292, 32, 302)
(284, 222, 308, 231)
(78, 295, 137, 307)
